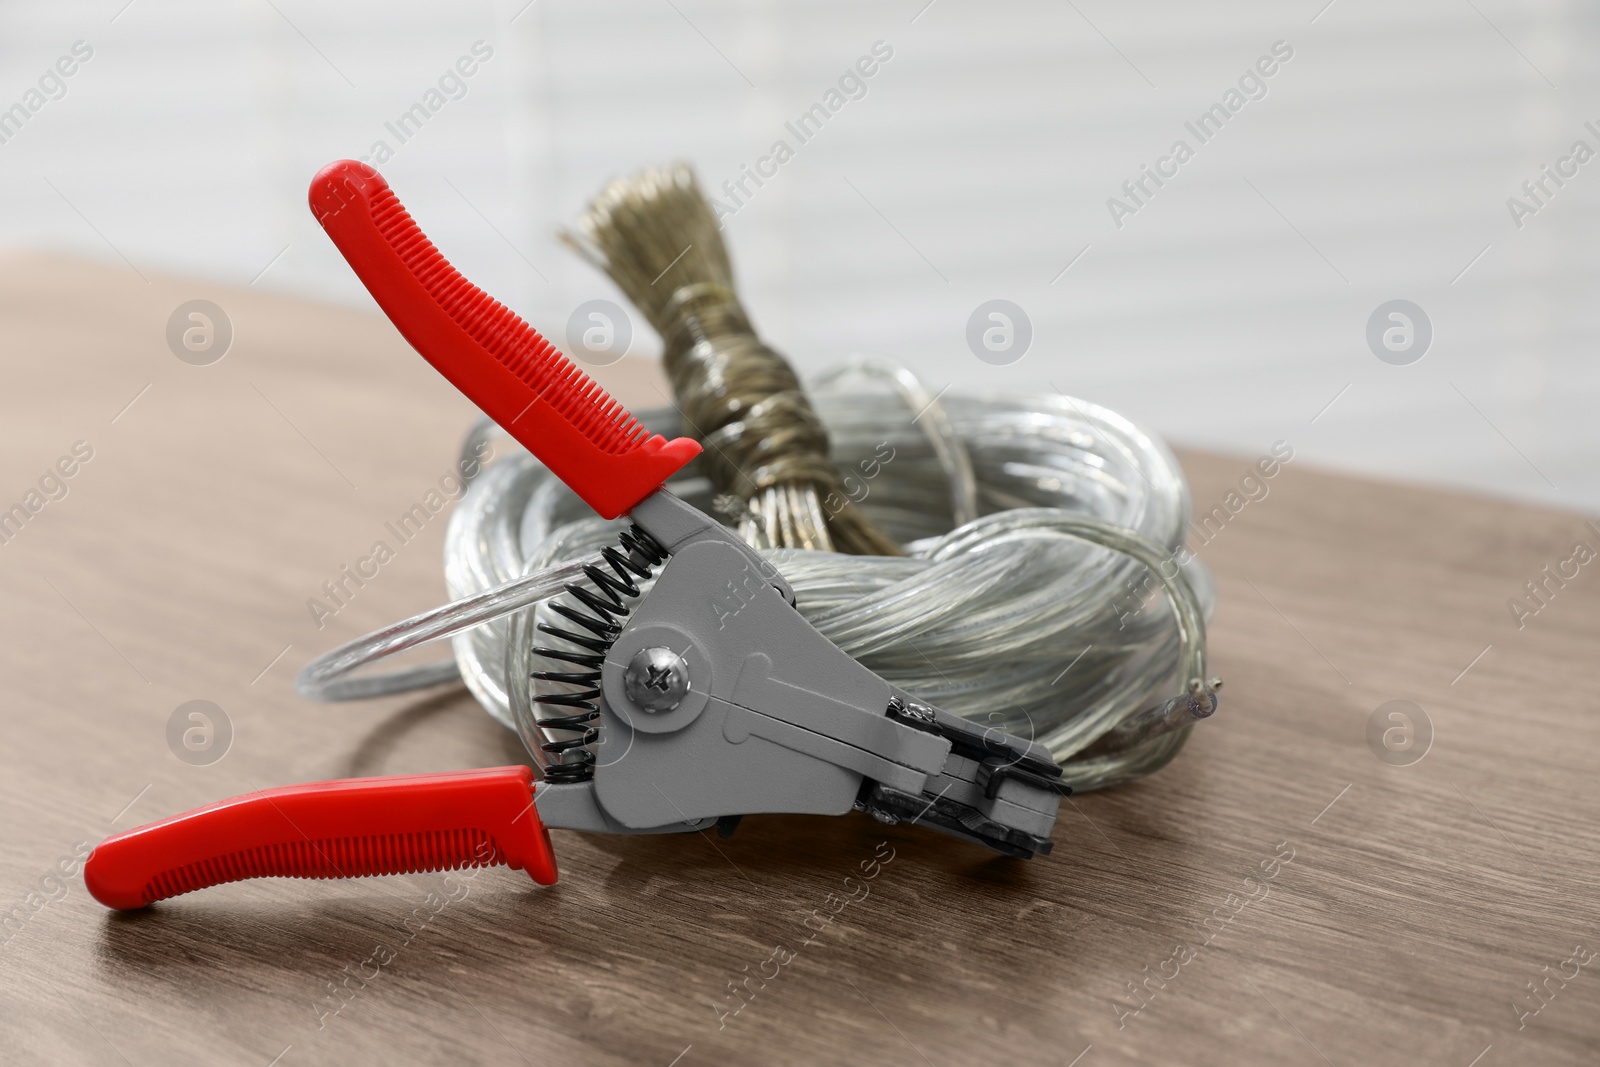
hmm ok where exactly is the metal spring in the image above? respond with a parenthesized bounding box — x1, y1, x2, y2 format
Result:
(529, 525, 668, 782)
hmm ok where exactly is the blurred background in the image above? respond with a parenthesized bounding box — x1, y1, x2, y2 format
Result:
(2, 0, 1595, 511)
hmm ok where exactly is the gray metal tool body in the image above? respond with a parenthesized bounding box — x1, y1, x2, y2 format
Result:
(533, 490, 1067, 859)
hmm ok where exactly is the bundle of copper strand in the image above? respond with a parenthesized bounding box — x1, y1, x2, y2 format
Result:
(559, 164, 902, 556)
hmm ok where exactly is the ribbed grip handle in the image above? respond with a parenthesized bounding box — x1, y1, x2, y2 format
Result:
(84, 766, 556, 910)
(308, 159, 701, 519)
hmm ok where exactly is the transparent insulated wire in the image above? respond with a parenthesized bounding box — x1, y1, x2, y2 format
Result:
(298, 359, 1216, 792)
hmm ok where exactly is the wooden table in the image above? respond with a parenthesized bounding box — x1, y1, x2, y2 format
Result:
(2, 252, 1596, 1067)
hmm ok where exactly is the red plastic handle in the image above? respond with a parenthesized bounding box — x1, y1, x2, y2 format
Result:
(308, 159, 701, 519)
(84, 766, 556, 910)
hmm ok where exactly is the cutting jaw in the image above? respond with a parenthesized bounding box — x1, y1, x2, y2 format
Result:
(530, 490, 1066, 860)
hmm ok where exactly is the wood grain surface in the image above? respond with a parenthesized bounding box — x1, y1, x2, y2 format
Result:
(1, 252, 1596, 1067)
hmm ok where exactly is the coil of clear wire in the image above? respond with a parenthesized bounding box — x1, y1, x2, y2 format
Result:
(297, 358, 1215, 793)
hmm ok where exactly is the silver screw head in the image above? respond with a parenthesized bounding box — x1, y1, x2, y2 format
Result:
(623, 646, 690, 713)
